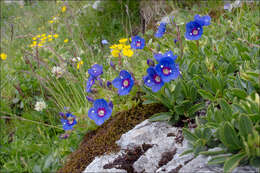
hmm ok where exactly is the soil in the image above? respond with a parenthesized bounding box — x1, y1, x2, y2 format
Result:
(58, 102, 168, 173)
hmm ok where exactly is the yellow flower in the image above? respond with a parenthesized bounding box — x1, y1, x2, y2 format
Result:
(122, 48, 134, 57)
(117, 44, 124, 50)
(41, 34, 46, 37)
(119, 38, 128, 43)
(53, 34, 59, 38)
(77, 60, 83, 69)
(109, 44, 117, 49)
(123, 45, 131, 49)
(32, 37, 37, 40)
(33, 41, 37, 45)
(37, 35, 41, 38)
(61, 6, 66, 13)
(41, 37, 47, 41)
(38, 43, 43, 47)
(0, 53, 7, 60)
(129, 37, 132, 42)
(49, 20, 54, 24)
(111, 49, 120, 57)
(64, 39, 69, 43)
(48, 38, 53, 41)
(48, 35, 52, 38)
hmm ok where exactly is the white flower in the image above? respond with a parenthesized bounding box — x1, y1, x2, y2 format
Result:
(51, 66, 65, 79)
(71, 57, 81, 62)
(34, 101, 46, 112)
(92, 1, 101, 10)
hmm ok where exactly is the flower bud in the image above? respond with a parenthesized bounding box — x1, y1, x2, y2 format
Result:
(86, 96, 94, 103)
(108, 101, 113, 109)
(106, 81, 112, 89)
(110, 61, 115, 69)
(147, 58, 155, 67)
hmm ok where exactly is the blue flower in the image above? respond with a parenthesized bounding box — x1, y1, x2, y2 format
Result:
(88, 64, 103, 78)
(154, 23, 166, 38)
(88, 99, 113, 125)
(131, 36, 145, 49)
(154, 50, 177, 63)
(112, 70, 134, 96)
(185, 15, 211, 40)
(194, 14, 211, 26)
(101, 40, 108, 45)
(143, 67, 164, 92)
(155, 57, 180, 83)
(86, 75, 95, 93)
(60, 112, 77, 131)
(185, 21, 204, 40)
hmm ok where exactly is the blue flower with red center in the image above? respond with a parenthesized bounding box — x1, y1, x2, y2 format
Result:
(131, 36, 145, 49)
(155, 56, 180, 83)
(143, 67, 164, 92)
(60, 112, 77, 131)
(112, 70, 134, 96)
(88, 99, 113, 125)
(155, 22, 166, 38)
(185, 14, 211, 40)
(86, 75, 95, 93)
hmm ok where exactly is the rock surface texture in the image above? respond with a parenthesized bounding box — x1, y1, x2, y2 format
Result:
(83, 120, 258, 173)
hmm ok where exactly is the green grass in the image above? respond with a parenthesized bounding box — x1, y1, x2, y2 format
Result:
(0, 0, 259, 172)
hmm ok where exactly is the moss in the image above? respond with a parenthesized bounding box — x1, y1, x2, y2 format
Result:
(58, 103, 167, 173)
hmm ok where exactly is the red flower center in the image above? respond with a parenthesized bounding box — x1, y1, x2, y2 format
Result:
(122, 79, 130, 87)
(97, 108, 106, 117)
(162, 67, 171, 75)
(136, 40, 141, 47)
(153, 75, 161, 84)
(192, 28, 199, 36)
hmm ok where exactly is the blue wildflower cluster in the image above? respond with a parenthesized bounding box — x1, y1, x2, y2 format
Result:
(185, 14, 211, 40)
(144, 51, 180, 92)
(61, 14, 211, 128)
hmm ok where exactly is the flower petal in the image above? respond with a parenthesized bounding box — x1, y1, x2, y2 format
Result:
(112, 77, 122, 89)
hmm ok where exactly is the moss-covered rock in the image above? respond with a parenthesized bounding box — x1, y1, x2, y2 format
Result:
(58, 103, 167, 173)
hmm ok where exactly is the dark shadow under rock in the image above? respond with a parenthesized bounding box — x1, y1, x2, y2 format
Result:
(58, 103, 167, 173)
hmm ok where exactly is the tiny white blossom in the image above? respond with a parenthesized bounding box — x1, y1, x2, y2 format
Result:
(34, 101, 46, 112)
(51, 66, 65, 79)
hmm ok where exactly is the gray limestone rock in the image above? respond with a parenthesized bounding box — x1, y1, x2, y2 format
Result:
(83, 120, 259, 173)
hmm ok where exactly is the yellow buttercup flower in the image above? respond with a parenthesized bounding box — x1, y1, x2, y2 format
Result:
(33, 41, 37, 45)
(117, 44, 124, 50)
(61, 6, 66, 13)
(122, 48, 134, 57)
(64, 39, 69, 43)
(49, 20, 54, 24)
(0, 53, 7, 60)
(123, 45, 131, 49)
(38, 43, 43, 47)
(53, 34, 59, 38)
(119, 38, 128, 43)
(48, 35, 52, 38)
(111, 49, 120, 57)
(41, 34, 46, 37)
(48, 38, 53, 41)
(37, 35, 41, 38)
(109, 44, 117, 49)
(32, 37, 37, 40)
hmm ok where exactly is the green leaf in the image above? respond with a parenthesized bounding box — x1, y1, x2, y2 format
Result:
(238, 115, 253, 140)
(187, 103, 204, 115)
(219, 98, 232, 116)
(180, 149, 193, 156)
(223, 152, 247, 173)
(164, 86, 171, 100)
(149, 112, 172, 122)
(208, 155, 231, 165)
(219, 122, 242, 151)
(231, 88, 248, 99)
(198, 89, 215, 101)
(199, 149, 226, 156)
(143, 99, 159, 105)
(183, 128, 199, 142)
